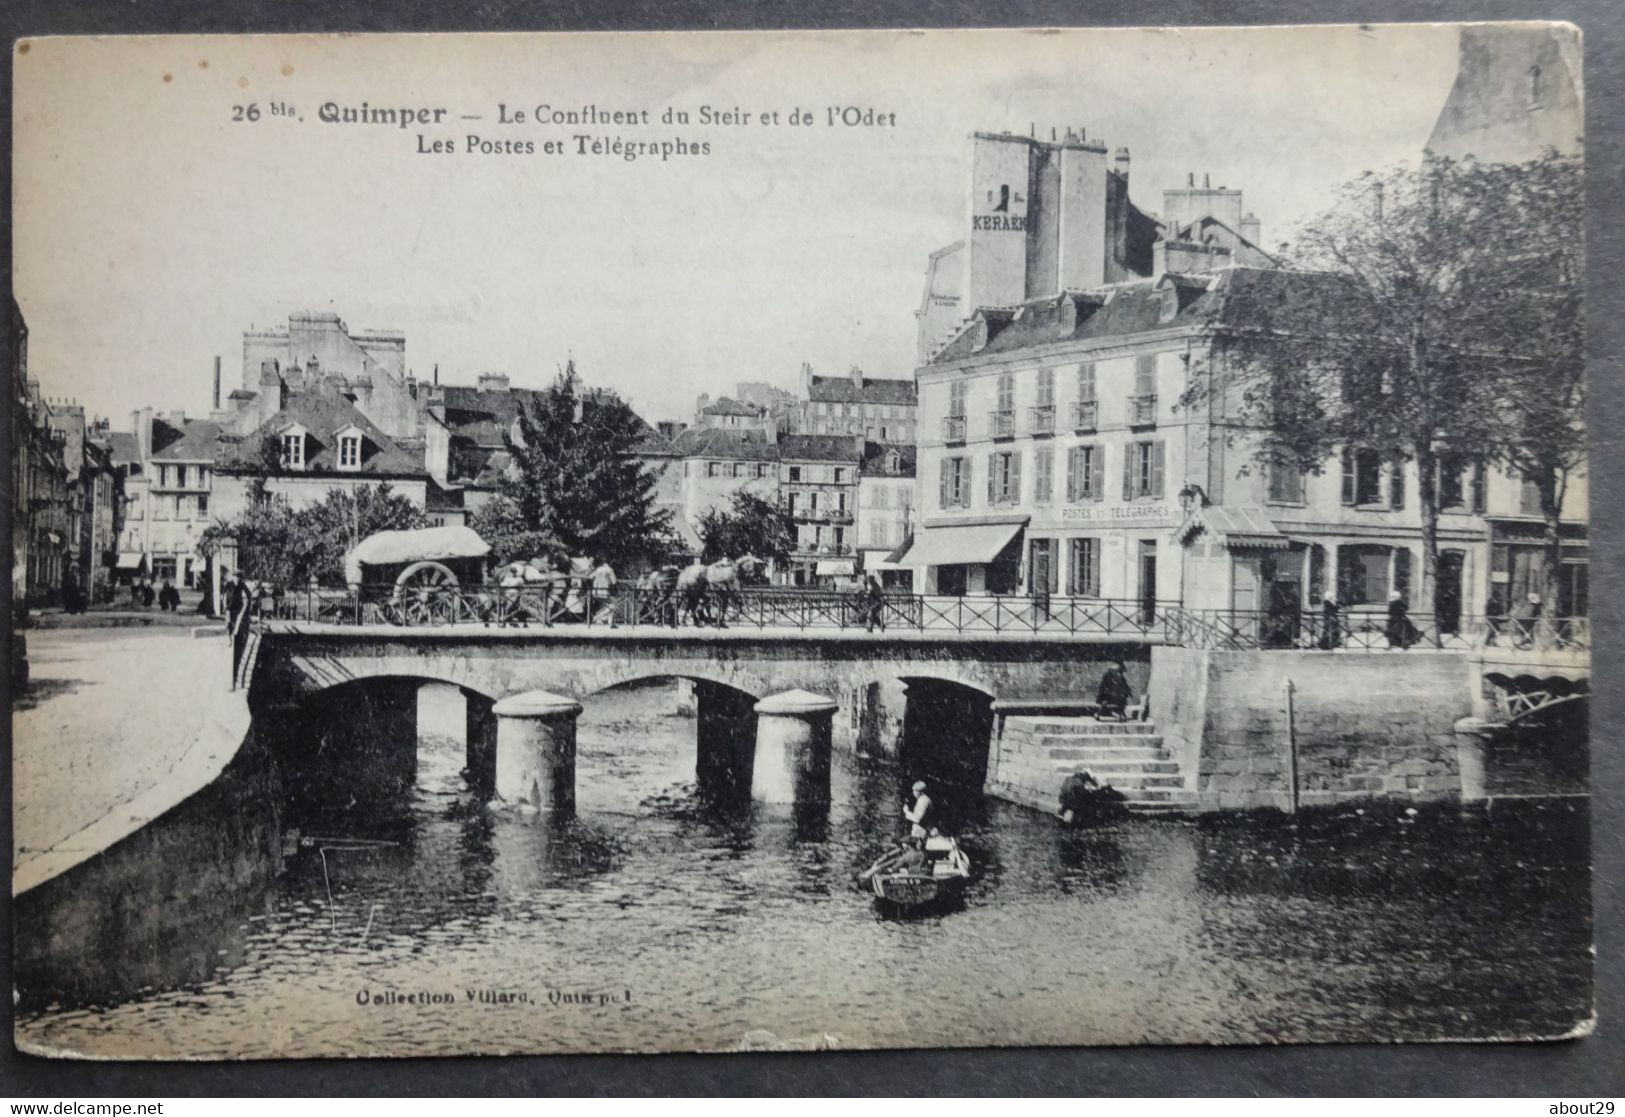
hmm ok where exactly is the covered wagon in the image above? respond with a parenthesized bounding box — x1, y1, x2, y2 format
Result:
(338, 525, 493, 625)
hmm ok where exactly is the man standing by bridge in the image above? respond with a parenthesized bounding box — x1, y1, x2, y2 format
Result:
(225, 570, 250, 690)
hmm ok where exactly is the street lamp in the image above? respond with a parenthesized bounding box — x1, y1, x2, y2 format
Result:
(1177, 483, 1207, 513)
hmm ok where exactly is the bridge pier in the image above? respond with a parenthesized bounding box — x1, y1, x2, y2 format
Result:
(464, 689, 498, 794)
(695, 682, 757, 800)
(492, 690, 582, 817)
(752, 690, 837, 806)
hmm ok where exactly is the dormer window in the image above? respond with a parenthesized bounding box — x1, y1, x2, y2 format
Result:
(280, 426, 307, 471)
(335, 424, 365, 472)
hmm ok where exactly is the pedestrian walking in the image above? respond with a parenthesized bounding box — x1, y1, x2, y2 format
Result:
(590, 557, 618, 627)
(1385, 591, 1419, 650)
(225, 571, 250, 689)
(1317, 591, 1342, 650)
(863, 574, 886, 632)
(158, 580, 181, 612)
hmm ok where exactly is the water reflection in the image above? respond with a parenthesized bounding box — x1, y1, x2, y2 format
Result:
(14, 682, 1593, 1057)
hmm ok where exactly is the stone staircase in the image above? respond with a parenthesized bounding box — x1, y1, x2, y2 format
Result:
(988, 714, 1197, 816)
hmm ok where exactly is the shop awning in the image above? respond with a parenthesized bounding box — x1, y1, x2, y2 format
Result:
(114, 552, 147, 571)
(1174, 506, 1290, 550)
(898, 518, 1027, 567)
(815, 559, 856, 575)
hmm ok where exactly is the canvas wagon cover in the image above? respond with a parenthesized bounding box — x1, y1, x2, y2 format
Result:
(343, 525, 492, 585)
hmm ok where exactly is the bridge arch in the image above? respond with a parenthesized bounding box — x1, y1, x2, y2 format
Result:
(896, 675, 998, 826)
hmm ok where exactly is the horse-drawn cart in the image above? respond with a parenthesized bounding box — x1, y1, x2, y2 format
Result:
(339, 525, 493, 626)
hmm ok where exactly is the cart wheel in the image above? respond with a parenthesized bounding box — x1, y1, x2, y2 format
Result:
(394, 562, 460, 626)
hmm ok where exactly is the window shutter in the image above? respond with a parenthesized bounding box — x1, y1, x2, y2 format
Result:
(1088, 540, 1101, 596)
(1066, 540, 1078, 594)
(1011, 452, 1023, 503)
(1091, 448, 1105, 502)
(1471, 461, 1486, 513)
(987, 453, 997, 504)
(1048, 541, 1060, 594)
(1079, 362, 1096, 402)
(1390, 460, 1405, 510)
(1065, 448, 1078, 502)
(1394, 547, 1412, 600)
(1123, 444, 1134, 500)
(1341, 448, 1355, 506)
(1308, 543, 1326, 604)
(1152, 442, 1166, 499)
(939, 458, 950, 509)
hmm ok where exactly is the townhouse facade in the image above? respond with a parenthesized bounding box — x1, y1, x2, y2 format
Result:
(778, 434, 863, 585)
(857, 443, 916, 588)
(911, 267, 1587, 632)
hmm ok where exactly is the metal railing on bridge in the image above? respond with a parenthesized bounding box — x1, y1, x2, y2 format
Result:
(252, 585, 1590, 653)
(262, 585, 1183, 638)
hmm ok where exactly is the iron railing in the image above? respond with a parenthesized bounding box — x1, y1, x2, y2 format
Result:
(1070, 400, 1098, 432)
(1128, 394, 1158, 427)
(1028, 405, 1056, 436)
(989, 409, 1015, 439)
(942, 416, 966, 442)
(255, 583, 1591, 653)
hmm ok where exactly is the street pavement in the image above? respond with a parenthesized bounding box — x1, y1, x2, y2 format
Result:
(12, 624, 251, 894)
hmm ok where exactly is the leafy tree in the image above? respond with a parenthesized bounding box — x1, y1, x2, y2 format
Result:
(1469, 151, 1585, 619)
(1190, 151, 1582, 617)
(202, 484, 428, 586)
(696, 490, 794, 567)
(474, 361, 678, 568)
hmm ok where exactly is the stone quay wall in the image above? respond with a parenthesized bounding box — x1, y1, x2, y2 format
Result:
(1153, 647, 1477, 812)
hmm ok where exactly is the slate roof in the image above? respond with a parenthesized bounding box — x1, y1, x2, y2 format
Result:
(927, 266, 1347, 365)
(700, 396, 763, 417)
(215, 386, 425, 476)
(861, 442, 917, 478)
(105, 432, 141, 466)
(151, 419, 222, 462)
(806, 375, 917, 406)
(672, 427, 781, 462)
(778, 434, 863, 464)
(439, 384, 677, 460)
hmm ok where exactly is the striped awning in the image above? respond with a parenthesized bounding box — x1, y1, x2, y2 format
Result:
(1175, 506, 1291, 550)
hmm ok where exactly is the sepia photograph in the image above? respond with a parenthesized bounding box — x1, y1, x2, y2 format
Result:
(8, 24, 1591, 1061)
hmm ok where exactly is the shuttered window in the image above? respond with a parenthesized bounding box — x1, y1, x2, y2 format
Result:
(1033, 446, 1054, 505)
(1066, 445, 1104, 502)
(1068, 538, 1101, 596)
(938, 456, 971, 509)
(987, 450, 1022, 505)
(1123, 440, 1165, 500)
(1077, 362, 1097, 403)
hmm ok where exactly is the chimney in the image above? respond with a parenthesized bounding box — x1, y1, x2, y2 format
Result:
(212, 356, 222, 410)
(1188, 172, 1195, 187)
(1203, 173, 1211, 188)
(1239, 212, 1262, 246)
(477, 372, 510, 393)
(1114, 146, 1130, 178)
(433, 363, 439, 385)
(850, 365, 863, 390)
(801, 361, 815, 394)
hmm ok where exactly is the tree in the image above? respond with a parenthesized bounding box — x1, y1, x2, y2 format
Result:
(1191, 152, 1583, 618)
(1470, 152, 1585, 620)
(202, 484, 428, 586)
(696, 490, 794, 566)
(473, 361, 678, 568)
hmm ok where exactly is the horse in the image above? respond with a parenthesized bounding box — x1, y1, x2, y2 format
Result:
(676, 555, 766, 629)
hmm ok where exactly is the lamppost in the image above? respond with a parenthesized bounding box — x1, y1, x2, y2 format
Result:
(1177, 482, 1207, 513)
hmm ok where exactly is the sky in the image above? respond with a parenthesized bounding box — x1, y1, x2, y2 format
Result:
(12, 26, 1462, 429)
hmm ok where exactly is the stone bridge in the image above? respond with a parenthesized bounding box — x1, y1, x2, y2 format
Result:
(249, 621, 1150, 817)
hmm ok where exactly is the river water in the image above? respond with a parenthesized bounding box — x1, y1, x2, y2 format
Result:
(15, 682, 1592, 1058)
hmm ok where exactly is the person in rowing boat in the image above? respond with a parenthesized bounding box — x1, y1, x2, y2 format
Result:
(902, 780, 934, 839)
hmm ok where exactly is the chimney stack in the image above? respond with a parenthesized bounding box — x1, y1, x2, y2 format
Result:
(212, 355, 222, 410)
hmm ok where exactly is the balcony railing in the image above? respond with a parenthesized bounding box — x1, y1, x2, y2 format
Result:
(942, 416, 966, 443)
(1128, 394, 1158, 427)
(1071, 400, 1098, 432)
(1028, 405, 1056, 436)
(989, 409, 1016, 439)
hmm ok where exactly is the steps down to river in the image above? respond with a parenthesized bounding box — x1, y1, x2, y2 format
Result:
(988, 715, 1197, 816)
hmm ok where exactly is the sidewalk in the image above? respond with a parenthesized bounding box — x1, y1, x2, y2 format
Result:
(12, 625, 252, 895)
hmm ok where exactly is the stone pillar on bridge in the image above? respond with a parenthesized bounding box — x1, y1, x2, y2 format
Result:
(752, 689, 837, 806)
(694, 682, 758, 800)
(463, 689, 498, 795)
(1453, 716, 1492, 803)
(493, 690, 582, 818)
